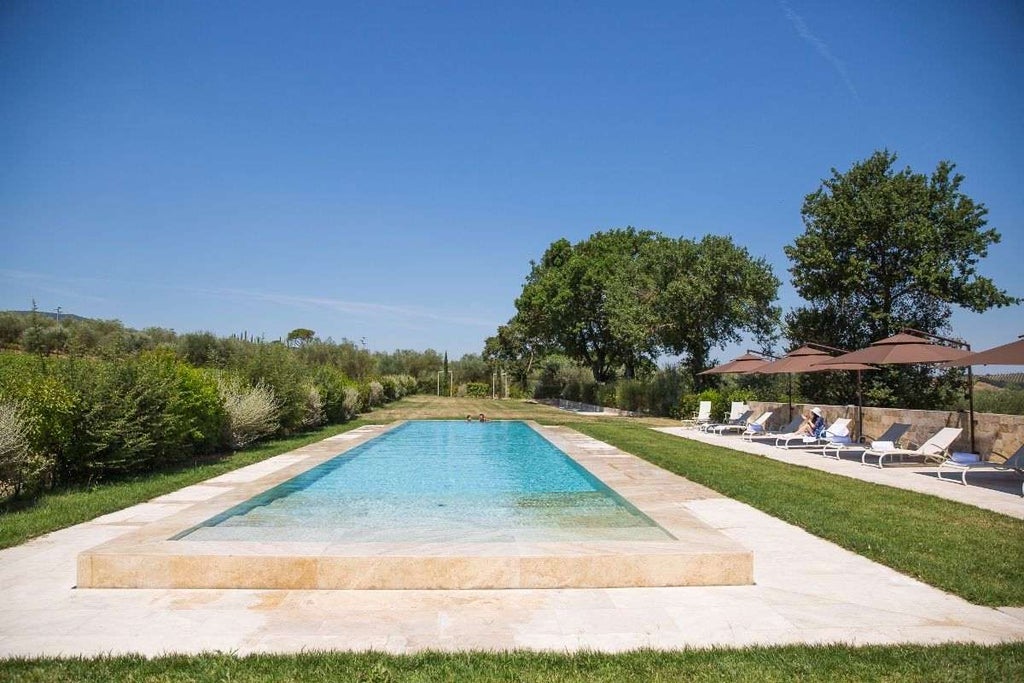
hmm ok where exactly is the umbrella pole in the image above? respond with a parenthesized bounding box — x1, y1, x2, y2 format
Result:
(967, 365, 975, 453)
(788, 374, 792, 423)
(856, 370, 863, 441)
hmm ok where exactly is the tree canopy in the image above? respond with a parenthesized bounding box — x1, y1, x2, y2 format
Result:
(785, 150, 1018, 407)
(497, 228, 780, 383)
(286, 328, 316, 347)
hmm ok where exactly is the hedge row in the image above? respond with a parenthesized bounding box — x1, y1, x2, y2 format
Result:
(0, 351, 415, 500)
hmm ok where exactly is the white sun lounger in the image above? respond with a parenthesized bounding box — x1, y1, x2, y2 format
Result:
(861, 427, 962, 469)
(737, 411, 774, 438)
(743, 415, 804, 442)
(818, 422, 911, 460)
(710, 410, 769, 435)
(704, 405, 753, 432)
(937, 444, 1024, 496)
(690, 400, 712, 428)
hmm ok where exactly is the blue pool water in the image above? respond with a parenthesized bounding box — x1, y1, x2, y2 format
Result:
(177, 420, 672, 543)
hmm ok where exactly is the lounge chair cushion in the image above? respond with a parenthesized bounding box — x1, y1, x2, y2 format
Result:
(950, 452, 981, 464)
(871, 440, 894, 451)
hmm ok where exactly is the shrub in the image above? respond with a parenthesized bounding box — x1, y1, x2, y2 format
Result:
(597, 383, 617, 407)
(63, 351, 225, 480)
(646, 367, 685, 418)
(312, 365, 353, 423)
(0, 355, 79, 485)
(217, 377, 280, 449)
(726, 388, 758, 411)
(341, 387, 362, 420)
(682, 389, 727, 422)
(615, 380, 647, 413)
(230, 343, 309, 432)
(300, 383, 325, 428)
(380, 375, 400, 401)
(464, 382, 490, 398)
(367, 381, 384, 407)
(0, 401, 51, 499)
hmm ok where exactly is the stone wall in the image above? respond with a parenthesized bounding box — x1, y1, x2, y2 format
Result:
(748, 401, 1024, 461)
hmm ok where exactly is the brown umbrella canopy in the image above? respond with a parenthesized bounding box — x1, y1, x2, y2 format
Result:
(817, 330, 975, 451)
(815, 332, 972, 366)
(755, 345, 875, 374)
(697, 352, 771, 375)
(947, 337, 1024, 366)
(752, 345, 874, 432)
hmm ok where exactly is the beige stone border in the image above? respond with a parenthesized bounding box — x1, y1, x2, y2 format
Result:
(78, 421, 752, 590)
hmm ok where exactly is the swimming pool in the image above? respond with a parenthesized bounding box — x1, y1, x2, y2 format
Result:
(176, 420, 672, 543)
(78, 421, 754, 589)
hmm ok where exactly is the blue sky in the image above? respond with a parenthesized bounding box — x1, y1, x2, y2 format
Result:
(2, 1, 1022, 363)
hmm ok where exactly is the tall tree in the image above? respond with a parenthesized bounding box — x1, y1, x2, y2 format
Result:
(483, 317, 545, 390)
(286, 328, 316, 348)
(505, 228, 780, 385)
(512, 228, 659, 382)
(651, 235, 780, 385)
(785, 150, 1018, 407)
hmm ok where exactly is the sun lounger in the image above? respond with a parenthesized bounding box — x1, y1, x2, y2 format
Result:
(775, 418, 851, 449)
(737, 411, 774, 438)
(689, 400, 712, 428)
(819, 423, 911, 460)
(700, 402, 748, 432)
(861, 427, 962, 468)
(710, 410, 769, 435)
(700, 405, 757, 432)
(742, 415, 803, 442)
(937, 444, 1024, 496)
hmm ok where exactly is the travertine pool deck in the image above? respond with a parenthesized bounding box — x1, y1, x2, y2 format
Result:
(76, 422, 752, 590)
(1, 424, 1022, 656)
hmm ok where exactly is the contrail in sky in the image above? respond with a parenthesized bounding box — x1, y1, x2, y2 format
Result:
(779, 1, 860, 102)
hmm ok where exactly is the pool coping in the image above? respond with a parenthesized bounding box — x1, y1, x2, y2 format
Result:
(76, 421, 753, 590)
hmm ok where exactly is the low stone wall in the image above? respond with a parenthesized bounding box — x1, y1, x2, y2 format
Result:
(748, 401, 1024, 460)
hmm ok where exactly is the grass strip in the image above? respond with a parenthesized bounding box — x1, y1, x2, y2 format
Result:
(568, 421, 1024, 606)
(0, 420, 370, 549)
(1, 644, 1023, 682)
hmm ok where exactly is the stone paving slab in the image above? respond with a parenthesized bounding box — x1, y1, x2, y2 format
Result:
(1, 426, 1023, 656)
(655, 427, 1024, 519)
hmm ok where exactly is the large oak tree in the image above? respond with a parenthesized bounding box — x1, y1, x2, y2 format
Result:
(785, 150, 1018, 408)
(496, 228, 779, 384)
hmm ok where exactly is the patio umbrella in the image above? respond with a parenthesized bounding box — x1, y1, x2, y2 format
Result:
(754, 344, 875, 434)
(817, 332, 972, 365)
(816, 329, 976, 451)
(945, 335, 1024, 367)
(697, 352, 772, 375)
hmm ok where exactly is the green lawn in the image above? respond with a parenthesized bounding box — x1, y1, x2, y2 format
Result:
(2, 645, 1023, 682)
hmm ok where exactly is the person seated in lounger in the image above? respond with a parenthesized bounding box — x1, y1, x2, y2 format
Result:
(795, 407, 825, 436)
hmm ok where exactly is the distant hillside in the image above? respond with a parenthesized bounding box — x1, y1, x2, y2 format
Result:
(978, 373, 1024, 388)
(3, 310, 92, 323)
